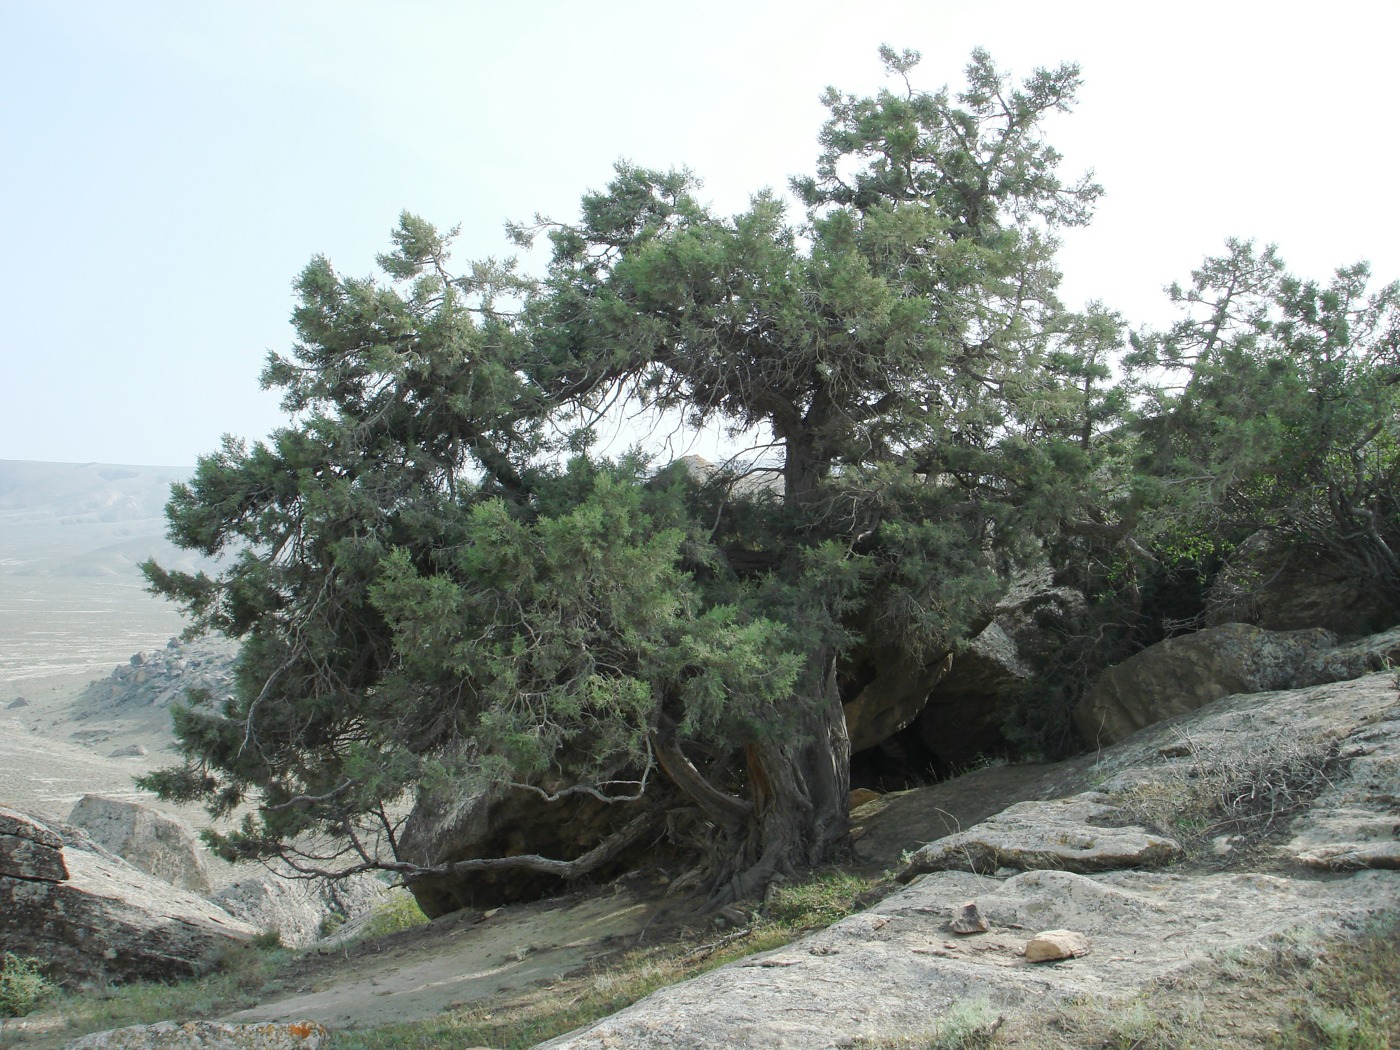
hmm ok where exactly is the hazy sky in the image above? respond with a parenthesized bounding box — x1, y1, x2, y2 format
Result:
(3, 1, 1398, 467)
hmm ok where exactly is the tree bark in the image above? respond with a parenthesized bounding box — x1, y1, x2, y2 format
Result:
(680, 652, 852, 907)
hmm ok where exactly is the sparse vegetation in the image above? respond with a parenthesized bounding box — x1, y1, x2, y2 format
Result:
(1114, 730, 1344, 855)
(353, 888, 429, 940)
(326, 867, 880, 1050)
(853, 999, 1003, 1049)
(47, 939, 289, 1039)
(0, 953, 53, 1018)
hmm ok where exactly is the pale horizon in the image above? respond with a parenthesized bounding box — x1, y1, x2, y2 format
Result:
(5, 1, 1398, 466)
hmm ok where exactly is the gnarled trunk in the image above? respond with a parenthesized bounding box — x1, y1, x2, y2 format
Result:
(660, 652, 851, 907)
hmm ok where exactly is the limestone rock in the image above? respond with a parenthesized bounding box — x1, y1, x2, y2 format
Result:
(0, 805, 68, 882)
(914, 570, 1088, 766)
(949, 900, 988, 934)
(64, 1020, 328, 1050)
(67, 794, 212, 894)
(108, 743, 149, 758)
(896, 793, 1182, 880)
(1295, 626, 1400, 688)
(212, 870, 390, 948)
(1024, 928, 1089, 962)
(0, 808, 258, 986)
(1205, 532, 1396, 637)
(7, 696, 29, 708)
(844, 650, 952, 755)
(1073, 623, 1334, 747)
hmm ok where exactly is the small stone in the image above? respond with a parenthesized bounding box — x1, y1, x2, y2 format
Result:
(949, 900, 988, 934)
(848, 788, 882, 811)
(1025, 929, 1090, 962)
(7, 696, 29, 709)
(130, 652, 145, 666)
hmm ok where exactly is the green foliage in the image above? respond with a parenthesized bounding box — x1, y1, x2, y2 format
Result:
(140, 47, 1145, 893)
(356, 889, 430, 940)
(0, 953, 52, 1018)
(760, 869, 878, 930)
(1129, 240, 1400, 622)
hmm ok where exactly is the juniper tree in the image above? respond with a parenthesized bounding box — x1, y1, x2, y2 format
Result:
(144, 49, 1112, 907)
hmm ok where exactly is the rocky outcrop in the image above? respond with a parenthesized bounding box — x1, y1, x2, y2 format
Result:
(896, 793, 1182, 879)
(843, 651, 952, 754)
(79, 636, 237, 710)
(914, 571, 1087, 766)
(1205, 531, 1396, 638)
(848, 570, 1088, 768)
(212, 870, 390, 948)
(398, 778, 650, 917)
(1295, 626, 1400, 688)
(535, 671, 1400, 1049)
(0, 804, 69, 881)
(912, 625, 1029, 766)
(67, 794, 212, 894)
(1073, 623, 1334, 747)
(64, 1021, 329, 1050)
(0, 806, 257, 986)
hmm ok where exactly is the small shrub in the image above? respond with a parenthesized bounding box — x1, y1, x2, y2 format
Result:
(1117, 731, 1343, 853)
(853, 998, 1003, 1049)
(761, 870, 877, 930)
(357, 888, 429, 939)
(0, 952, 53, 1018)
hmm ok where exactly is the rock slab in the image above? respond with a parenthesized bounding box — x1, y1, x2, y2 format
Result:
(64, 1020, 328, 1050)
(0, 807, 259, 986)
(67, 794, 212, 894)
(896, 793, 1182, 880)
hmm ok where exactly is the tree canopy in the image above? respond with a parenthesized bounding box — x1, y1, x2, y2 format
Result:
(143, 48, 1398, 911)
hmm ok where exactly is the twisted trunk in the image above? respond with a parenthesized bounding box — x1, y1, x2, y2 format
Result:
(658, 651, 852, 907)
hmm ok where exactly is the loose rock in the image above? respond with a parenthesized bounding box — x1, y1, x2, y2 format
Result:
(1024, 929, 1089, 962)
(949, 900, 988, 934)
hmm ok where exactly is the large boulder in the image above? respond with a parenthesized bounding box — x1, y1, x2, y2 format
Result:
(212, 870, 390, 948)
(1073, 623, 1334, 747)
(1294, 626, 1400, 688)
(397, 779, 651, 918)
(0, 804, 68, 881)
(0, 807, 257, 986)
(67, 794, 212, 894)
(1205, 532, 1396, 638)
(914, 571, 1088, 766)
(912, 624, 1029, 767)
(843, 651, 952, 755)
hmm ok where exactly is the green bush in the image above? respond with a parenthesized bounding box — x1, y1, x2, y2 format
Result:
(0, 952, 53, 1018)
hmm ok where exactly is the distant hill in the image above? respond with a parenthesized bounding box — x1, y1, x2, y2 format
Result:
(0, 460, 201, 577)
(0, 461, 210, 683)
